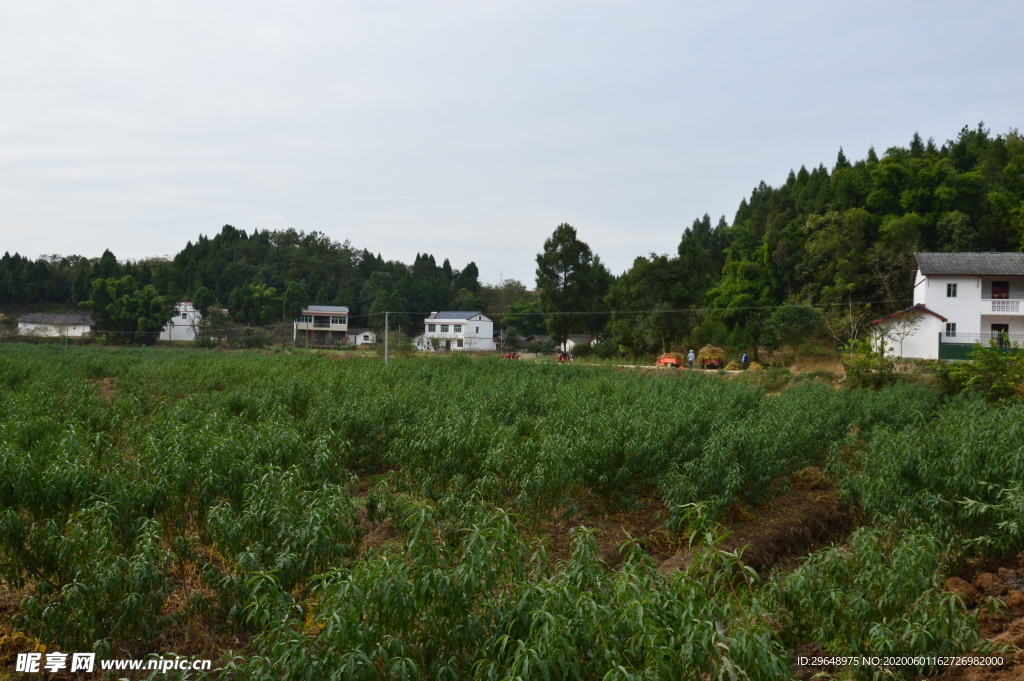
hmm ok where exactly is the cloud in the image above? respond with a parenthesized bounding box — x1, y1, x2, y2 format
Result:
(1, 1, 1022, 284)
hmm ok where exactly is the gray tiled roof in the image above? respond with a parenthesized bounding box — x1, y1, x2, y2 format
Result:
(17, 313, 94, 325)
(916, 252, 1024, 276)
(304, 305, 349, 313)
(427, 311, 484, 320)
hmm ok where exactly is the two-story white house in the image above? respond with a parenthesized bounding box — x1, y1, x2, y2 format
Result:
(293, 305, 349, 345)
(871, 252, 1024, 359)
(160, 302, 202, 342)
(415, 311, 496, 351)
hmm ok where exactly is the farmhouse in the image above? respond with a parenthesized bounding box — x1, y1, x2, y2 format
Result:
(159, 302, 202, 342)
(561, 334, 598, 353)
(16, 313, 94, 337)
(293, 305, 349, 345)
(346, 328, 377, 346)
(871, 252, 1024, 359)
(415, 311, 495, 351)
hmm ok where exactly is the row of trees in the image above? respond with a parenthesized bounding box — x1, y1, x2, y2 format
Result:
(529, 124, 1024, 355)
(4, 123, 1022, 353)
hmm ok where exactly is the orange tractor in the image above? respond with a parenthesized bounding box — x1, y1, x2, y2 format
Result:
(656, 353, 686, 369)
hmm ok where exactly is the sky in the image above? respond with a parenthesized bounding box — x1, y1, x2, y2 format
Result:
(1, 1, 1023, 286)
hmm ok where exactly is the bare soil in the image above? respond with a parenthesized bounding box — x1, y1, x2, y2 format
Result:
(657, 467, 855, 575)
(932, 556, 1024, 680)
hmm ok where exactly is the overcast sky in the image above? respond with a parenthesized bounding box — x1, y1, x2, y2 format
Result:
(1, 1, 1022, 286)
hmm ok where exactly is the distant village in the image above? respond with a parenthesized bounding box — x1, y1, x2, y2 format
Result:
(11, 304, 599, 355)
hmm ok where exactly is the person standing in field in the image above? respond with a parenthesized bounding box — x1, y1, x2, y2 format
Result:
(687, 348, 695, 369)
(741, 352, 749, 370)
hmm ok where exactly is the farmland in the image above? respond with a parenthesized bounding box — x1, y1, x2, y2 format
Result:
(2, 345, 1024, 679)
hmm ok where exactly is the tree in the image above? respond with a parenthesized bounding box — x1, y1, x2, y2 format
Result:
(502, 298, 546, 335)
(761, 304, 823, 363)
(606, 254, 689, 354)
(453, 262, 481, 293)
(229, 283, 282, 325)
(85, 276, 174, 344)
(535, 224, 610, 344)
(281, 282, 309, 321)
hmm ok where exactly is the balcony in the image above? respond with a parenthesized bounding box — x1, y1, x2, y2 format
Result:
(982, 299, 1023, 314)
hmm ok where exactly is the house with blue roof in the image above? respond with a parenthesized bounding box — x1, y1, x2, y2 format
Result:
(415, 311, 495, 351)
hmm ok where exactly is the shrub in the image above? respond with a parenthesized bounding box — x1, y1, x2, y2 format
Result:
(725, 360, 741, 370)
(937, 341, 1024, 402)
(841, 343, 899, 389)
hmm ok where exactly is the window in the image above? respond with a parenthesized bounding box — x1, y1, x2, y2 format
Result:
(947, 283, 957, 297)
(363, 334, 370, 341)
(946, 322, 956, 337)
(331, 316, 346, 325)
(993, 281, 1010, 299)
(453, 325, 462, 333)
(181, 313, 188, 320)
(427, 324, 436, 332)
(440, 325, 449, 333)
(475, 326, 479, 333)
(299, 316, 313, 324)
(457, 339, 464, 348)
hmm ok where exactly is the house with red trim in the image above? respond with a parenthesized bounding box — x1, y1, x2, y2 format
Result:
(870, 252, 1024, 359)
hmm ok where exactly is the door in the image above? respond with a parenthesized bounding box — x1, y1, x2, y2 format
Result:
(992, 324, 1010, 347)
(445, 339, 451, 351)
(992, 281, 1010, 299)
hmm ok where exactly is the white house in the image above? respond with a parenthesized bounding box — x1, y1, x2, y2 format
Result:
(561, 334, 598, 353)
(17, 313, 94, 337)
(160, 302, 202, 342)
(346, 328, 377, 346)
(415, 311, 496, 351)
(293, 305, 349, 345)
(871, 252, 1024, 359)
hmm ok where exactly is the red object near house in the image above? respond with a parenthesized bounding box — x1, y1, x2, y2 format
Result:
(656, 353, 685, 368)
(703, 359, 723, 369)
(556, 352, 573, 363)
(502, 353, 521, 360)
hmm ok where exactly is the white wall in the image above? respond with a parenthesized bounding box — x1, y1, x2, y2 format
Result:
(160, 303, 201, 342)
(421, 315, 495, 351)
(18, 322, 91, 337)
(874, 313, 942, 359)
(916, 272, 982, 335)
(347, 331, 376, 345)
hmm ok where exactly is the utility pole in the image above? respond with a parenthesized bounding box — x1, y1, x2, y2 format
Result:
(384, 311, 389, 364)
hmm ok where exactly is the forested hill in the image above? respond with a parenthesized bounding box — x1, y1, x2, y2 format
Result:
(607, 124, 1024, 352)
(2, 124, 1023, 348)
(0, 227, 495, 329)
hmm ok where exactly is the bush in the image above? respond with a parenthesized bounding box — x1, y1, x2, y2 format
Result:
(841, 343, 899, 389)
(725, 361, 741, 370)
(747, 361, 764, 371)
(592, 340, 619, 359)
(937, 341, 1024, 402)
(571, 342, 593, 358)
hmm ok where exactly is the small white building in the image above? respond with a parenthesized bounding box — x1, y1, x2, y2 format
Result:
(160, 302, 202, 342)
(294, 305, 349, 345)
(561, 334, 598, 353)
(346, 328, 377, 346)
(415, 311, 496, 351)
(871, 252, 1024, 359)
(17, 313, 94, 337)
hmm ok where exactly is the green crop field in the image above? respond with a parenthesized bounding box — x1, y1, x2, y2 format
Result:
(1, 345, 1023, 679)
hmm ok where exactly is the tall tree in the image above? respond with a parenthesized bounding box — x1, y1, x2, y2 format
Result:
(535, 224, 610, 343)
